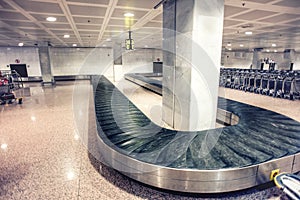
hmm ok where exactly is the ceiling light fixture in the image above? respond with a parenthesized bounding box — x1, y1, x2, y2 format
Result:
(227, 43, 232, 46)
(67, 171, 75, 180)
(245, 31, 252, 35)
(64, 34, 70, 38)
(240, 44, 244, 47)
(228, 48, 232, 51)
(144, 45, 148, 48)
(72, 44, 77, 47)
(106, 38, 111, 41)
(274, 50, 277, 52)
(102, 44, 107, 47)
(74, 134, 79, 140)
(266, 49, 270, 52)
(46, 17, 57, 22)
(124, 12, 134, 17)
(18, 42, 24, 47)
(1, 143, 7, 150)
(272, 43, 276, 47)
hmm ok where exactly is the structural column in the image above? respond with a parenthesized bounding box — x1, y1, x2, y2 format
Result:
(284, 49, 295, 70)
(113, 42, 123, 65)
(112, 42, 124, 81)
(252, 48, 262, 69)
(38, 42, 54, 85)
(162, 0, 224, 131)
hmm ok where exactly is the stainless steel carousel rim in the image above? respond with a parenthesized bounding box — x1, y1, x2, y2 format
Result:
(90, 75, 300, 193)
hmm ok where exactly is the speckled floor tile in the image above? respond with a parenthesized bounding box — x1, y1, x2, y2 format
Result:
(0, 80, 298, 200)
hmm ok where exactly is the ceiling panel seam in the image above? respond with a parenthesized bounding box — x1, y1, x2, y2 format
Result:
(58, 0, 83, 46)
(3, 0, 67, 46)
(97, 0, 118, 43)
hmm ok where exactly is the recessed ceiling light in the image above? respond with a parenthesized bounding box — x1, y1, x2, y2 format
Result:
(67, 171, 75, 180)
(1, 143, 7, 150)
(245, 31, 252, 35)
(102, 44, 107, 47)
(227, 43, 232, 46)
(106, 38, 111, 41)
(266, 49, 270, 52)
(124, 12, 134, 17)
(18, 42, 24, 46)
(46, 17, 57, 22)
(274, 50, 277, 52)
(72, 44, 77, 47)
(272, 43, 276, 47)
(228, 48, 232, 51)
(144, 45, 148, 48)
(64, 34, 70, 38)
(74, 134, 79, 140)
(240, 44, 244, 47)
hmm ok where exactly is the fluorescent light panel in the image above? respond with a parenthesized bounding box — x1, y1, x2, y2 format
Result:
(46, 17, 57, 22)
(124, 12, 134, 17)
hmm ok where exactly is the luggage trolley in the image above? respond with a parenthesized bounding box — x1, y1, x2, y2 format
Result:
(0, 70, 23, 105)
(274, 173, 300, 200)
(292, 73, 300, 100)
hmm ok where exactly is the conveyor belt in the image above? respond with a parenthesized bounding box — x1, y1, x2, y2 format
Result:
(93, 75, 300, 193)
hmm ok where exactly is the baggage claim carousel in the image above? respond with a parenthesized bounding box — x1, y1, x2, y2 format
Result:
(90, 73, 300, 193)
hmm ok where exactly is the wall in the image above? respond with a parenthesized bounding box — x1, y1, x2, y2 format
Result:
(260, 52, 300, 70)
(122, 48, 163, 74)
(222, 51, 253, 69)
(50, 47, 113, 76)
(0, 47, 41, 76)
(223, 51, 300, 70)
(295, 54, 300, 70)
(0, 47, 114, 77)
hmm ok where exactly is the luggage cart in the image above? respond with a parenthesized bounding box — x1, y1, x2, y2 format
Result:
(274, 173, 300, 200)
(0, 70, 23, 105)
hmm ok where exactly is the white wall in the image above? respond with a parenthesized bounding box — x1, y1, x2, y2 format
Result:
(50, 47, 113, 76)
(0, 47, 114, 77)
(223, 51, 300, 70)
(222, 51, 253, 69)
(295, 54, 300, 70)
(122, 48, 163, 74)
(0, 47, 41, 76)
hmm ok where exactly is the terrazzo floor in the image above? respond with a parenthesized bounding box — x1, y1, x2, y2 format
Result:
(0, 79, 298, 200)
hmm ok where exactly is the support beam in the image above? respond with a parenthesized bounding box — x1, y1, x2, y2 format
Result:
(131, 8, 162, 31)
(97, 0, 118, 43)
(3, 0, 67, 46)
(58, 0, 83, 46)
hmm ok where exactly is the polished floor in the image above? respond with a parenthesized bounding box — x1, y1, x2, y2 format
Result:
(0, 79, 298, 199)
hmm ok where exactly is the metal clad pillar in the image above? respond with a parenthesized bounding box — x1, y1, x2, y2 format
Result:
(112, 42, 124, 82)
(284, 49, 295, 70)
(162, 0, 177, 128)
(38, 42, 54, 85)
(252, 48, 262, 69)
(113, 42, 123, 65)
(162, 0, 224, 131)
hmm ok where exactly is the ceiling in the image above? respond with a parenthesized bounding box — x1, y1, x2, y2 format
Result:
(0, 0, 299, 52)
